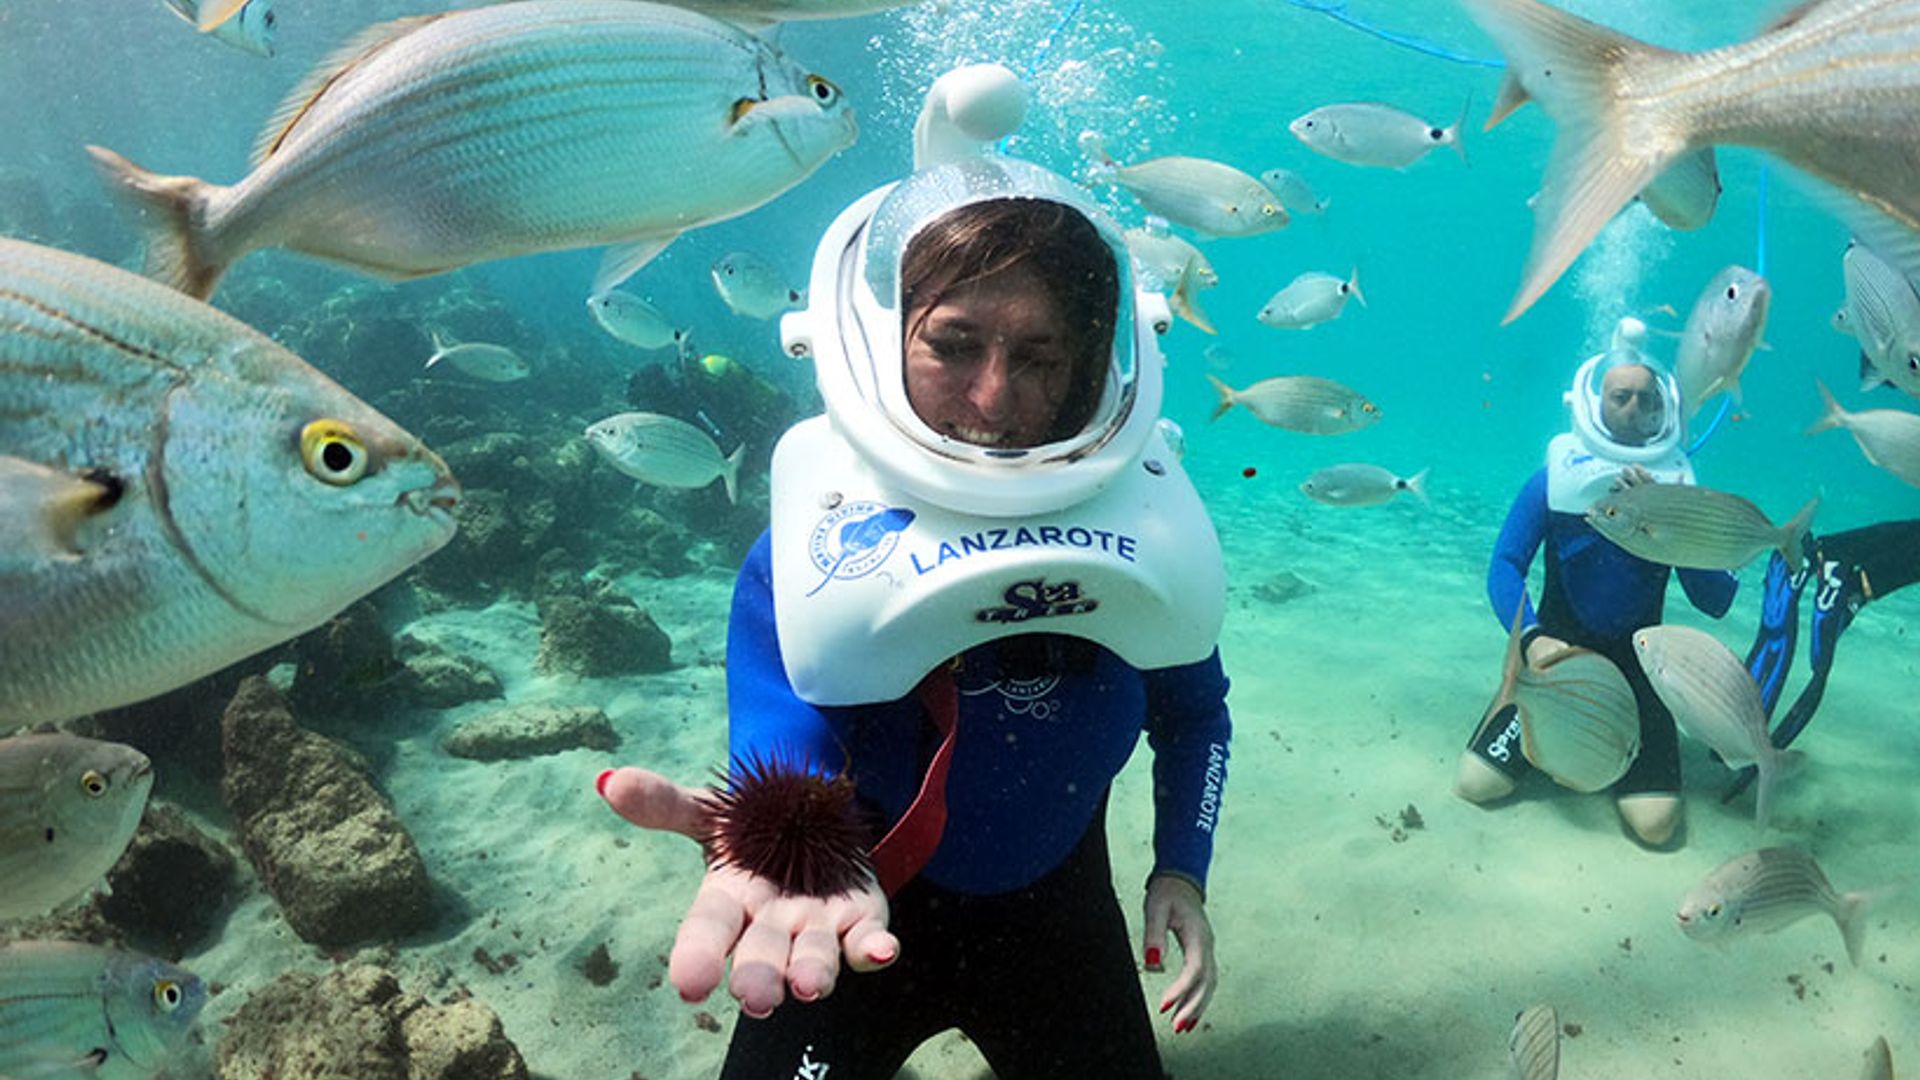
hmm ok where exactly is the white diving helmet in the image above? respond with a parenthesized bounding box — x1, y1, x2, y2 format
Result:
(1563, 316, 1684, 464)
(780, 156, 1171, 518)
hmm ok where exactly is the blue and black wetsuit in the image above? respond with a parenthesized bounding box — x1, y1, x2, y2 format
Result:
(719, 531, 1232, 1080)
(1469, 468, 1738, 794)
(1728, 519, 1920, 799)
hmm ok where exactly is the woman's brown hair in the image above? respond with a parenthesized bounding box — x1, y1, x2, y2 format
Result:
(900, 198, 1119, 442)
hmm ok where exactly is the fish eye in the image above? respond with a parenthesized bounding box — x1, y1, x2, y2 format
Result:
(79, 769, 110, 797)
(1261, 204, 1278, 216)
(1725, 284, 1740, 300)
(1303, 120, 1315, 129)
(1362, 403, 1379, 415)
(299, 420, 370, 486)
(263, 9, 275, 26)
(1706, 903, 1722, 918)
(806, 75, 841, 106)
(154, 979, 183, 1010)
(1429, 128, 1444, 140)
(1908, 353, 1919, 372)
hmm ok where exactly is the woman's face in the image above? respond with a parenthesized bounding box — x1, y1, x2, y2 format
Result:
(904, 267, 1082, 449)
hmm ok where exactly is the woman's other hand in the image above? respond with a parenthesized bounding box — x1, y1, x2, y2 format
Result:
(1142, 872, 1216, 1034)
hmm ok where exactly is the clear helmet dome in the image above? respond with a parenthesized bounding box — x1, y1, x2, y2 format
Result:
(790, 155, 1168, 517)
(1566, 316, 1684, 463)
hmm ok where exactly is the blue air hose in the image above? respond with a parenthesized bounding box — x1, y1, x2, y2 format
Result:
(1278, 0, 1503, 68)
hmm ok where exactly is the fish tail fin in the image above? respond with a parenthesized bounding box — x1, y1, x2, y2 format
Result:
(1447, 92, 1472, 165)
(1752, 748, 1803, 831)
(1347, 266, 1367, 308)
(1171, 257, 1216, 335)
(1486, 70, 1531, 132)
(425, 331, 448, 368)
(1839, 882, 1905, 967)
(723, 443, 745, 505)
(1805, 378, 1847, 436)
(1779, 495, 1820, 565)
(1462, 0, 1680, 323)
(1403, 467, 1431, 507)
(86, 144, 229, 300)
(1205, 374, 1236, 422)
(197, 0, 249, 31)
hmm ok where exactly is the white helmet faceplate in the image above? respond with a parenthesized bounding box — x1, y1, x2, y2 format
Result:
(771, 158, 1224, 706)
(1548, 317, 1693, 514)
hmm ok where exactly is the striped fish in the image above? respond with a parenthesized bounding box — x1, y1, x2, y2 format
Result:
(1838, 241, 1920, 399)
(1081, 132, 1287, 239)
(1586, 482, 1817, 571)
(584, 411, 744, 503)
(90, 1, 856, 300)
(0, 734, 152, 920)
(0, 238, 459, 729)
(1462, 0, 1920, 324)
(1487, 609, 1639, 793)
(1808, 379, 1920, 487)
(1507, 1004, 1559, 1080)
(1632, 625, 1804, 829)
(1676, 848, 1878, 966)
(0, 942, 205, 1077)
(1206, 374, 1380, 434)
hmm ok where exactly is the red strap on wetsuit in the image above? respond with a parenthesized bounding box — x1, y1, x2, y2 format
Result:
(866, 663, 959, 897)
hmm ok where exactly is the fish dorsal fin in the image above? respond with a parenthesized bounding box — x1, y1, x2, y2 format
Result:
(251, 14, 446, 167)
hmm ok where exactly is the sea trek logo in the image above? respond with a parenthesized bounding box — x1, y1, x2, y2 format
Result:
(975, 578, 1099, 624)
(806, 503, 915, 596)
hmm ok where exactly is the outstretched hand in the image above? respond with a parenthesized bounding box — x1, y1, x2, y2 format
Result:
(1141, 873, 1216, 1034)
(598, 767, 899, 1017)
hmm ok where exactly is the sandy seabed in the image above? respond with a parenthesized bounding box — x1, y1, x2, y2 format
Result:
(177, 479, 1918, 1080)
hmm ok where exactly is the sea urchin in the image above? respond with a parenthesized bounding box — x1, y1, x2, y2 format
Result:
(700, 753, 875, 897)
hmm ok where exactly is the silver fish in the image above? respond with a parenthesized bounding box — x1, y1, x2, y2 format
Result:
(0, 942, 205, 1077)
(162, 0, 275, 56)
(1632, 625, 1803, 828)
(1639, 148, 1722, 232)
(1463, 0, 1920, 323)
(1585, 483, 1817, 571)
(1259, 167, 1330, 214)
(0, 734, 152, 920)
(1507, 1004, 1560, 1080)
(1289, 101, 1467, 169)
(1205, 374, 1380, 434)
(585, 412, 744, 503)
(1807, 378, 1920, 486)
(1839, 240, 1920, 399)
(1081, 131, 1287, 238)
(423, 335, 529, 383)
(1486, 608, 1639, 794)
(1299, 463, 1428, 507)
(711, 251, 805, 320)
(1676, 847, 1876, 965)
(1675, 266, 1771, 416)
(587, 290, 686, 351)
(1123, 218, 1217, 291)
(1257, 268, 1365, 329)
(661, 0, 917, 26)
(0, 237, 459, 729)
(91, 0, 857, 300)
(1862, 1035, 1894, 1080)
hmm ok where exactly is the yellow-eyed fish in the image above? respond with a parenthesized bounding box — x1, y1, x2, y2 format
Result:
(0, 942, 205, 1077)
(1463, 0, 1920, 324)
(0, 734, 152, 921)
(1205, 374, 1380, 434)
(0, 237, 459, 729)
(1676, 847, 1886, 966)
(1080, 131, 1286, 239)
(90, 0, 857, 300)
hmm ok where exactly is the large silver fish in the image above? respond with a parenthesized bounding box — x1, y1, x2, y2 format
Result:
(0, 942, 205, 1078)
(1674, 266, 1771, 417)
(91, 0, 857, 300)
(1081, 132, 1287, 239)
(647, 0, 917, 26)
(0, 734, 152, 920)
(1586, 482, 1817, 571)
(1486, 609, 1639, 794)
(1204, 374, 1380, 434)
(1632, 625, 1803, 828)
(1837, 241, 1920, 399)
(0, 238, 459, 729)
(1676, 847, 1876, 966)
(1808, 378, 1920, 486)
(1463, 0, 1920, 323)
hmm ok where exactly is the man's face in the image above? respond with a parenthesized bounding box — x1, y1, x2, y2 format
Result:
(1600, 364, 1667, 446)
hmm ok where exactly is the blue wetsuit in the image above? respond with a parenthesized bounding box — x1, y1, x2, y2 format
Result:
(719, 530, 1232, 1079)
(1472, 468, 1738, 794)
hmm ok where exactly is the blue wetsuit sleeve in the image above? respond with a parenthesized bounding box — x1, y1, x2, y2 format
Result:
(1677, 566, 1738, 618)
(1487, 469, 1547, 630)
(726, 531, 843, 772)
(1143, 649, 1232, 894)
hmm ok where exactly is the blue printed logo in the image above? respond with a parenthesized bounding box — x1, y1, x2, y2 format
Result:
(807, 503, 915, 596)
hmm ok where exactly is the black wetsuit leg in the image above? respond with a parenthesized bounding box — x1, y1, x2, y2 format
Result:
(1466, 701, 1532, 782)
(717, 799, 1166, 1080)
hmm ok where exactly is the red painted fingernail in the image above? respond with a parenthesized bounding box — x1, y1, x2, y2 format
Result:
(1159, 999, 1175, 1014)
(1144, 947, 1162, 967)
(595, 769, 615, 798)
(1177, 1019, 1194, 1034)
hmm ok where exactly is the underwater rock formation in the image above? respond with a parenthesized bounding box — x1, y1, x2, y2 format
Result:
(220, 678, 436, 948)
(397, 636, 503, 709)
(534, 592, 673, 678)
(95, 804, 240, 957)
(216, 963, 529, 1080)
(441, 704, 619, 761)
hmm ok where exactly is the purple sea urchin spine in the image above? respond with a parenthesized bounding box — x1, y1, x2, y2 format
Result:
(700, 753, 877, 897)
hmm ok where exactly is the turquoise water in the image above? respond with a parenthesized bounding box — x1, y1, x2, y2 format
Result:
(3, 1, 1917, 1077)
